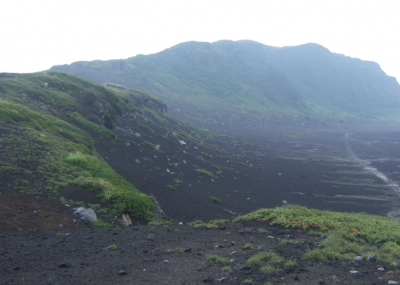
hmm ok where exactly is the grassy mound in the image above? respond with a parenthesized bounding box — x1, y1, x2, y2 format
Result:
(233, 205, 400, 264)
(0, 99, 154, 219)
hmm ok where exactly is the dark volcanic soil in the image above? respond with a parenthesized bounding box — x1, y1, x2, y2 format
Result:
(1, 221, 397, 285)
(91, 121, 400, 223)
(1, 118, 400, 284)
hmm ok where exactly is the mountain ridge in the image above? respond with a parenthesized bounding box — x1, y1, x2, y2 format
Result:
(50, 40, 400, 124)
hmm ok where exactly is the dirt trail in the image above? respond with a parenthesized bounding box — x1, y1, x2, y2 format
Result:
(344, 133, 400, 197)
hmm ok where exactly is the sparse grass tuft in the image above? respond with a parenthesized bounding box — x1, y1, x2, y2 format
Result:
(243, 243, 254, 250)
(196, 169, 215, 178)
(188, 219, 229, 228)
(206, 254, 231, 266)
(89, 220, 112, 228)
(208, 196, 221, 204)
(107, 244, 118, 251)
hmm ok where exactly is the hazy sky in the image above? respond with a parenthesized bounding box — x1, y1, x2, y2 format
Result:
(1, 0, 400, 80)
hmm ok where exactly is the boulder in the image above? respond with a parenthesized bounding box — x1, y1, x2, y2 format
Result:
(73, 207, 97, 222)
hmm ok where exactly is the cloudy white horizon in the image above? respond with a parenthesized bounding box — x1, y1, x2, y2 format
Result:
(1, 0, 400, 81)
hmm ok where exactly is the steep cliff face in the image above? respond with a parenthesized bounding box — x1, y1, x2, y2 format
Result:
(50, 40, 400, 122)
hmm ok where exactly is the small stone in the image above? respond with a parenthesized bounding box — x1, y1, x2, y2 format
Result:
(231, 241, 236, 245)
(294, 276, 299, 281)
(319, 280, 325, 284)
(163, 260, 169, 263)
(203, 276, 214, 282)
(332, 275, 337, 280)
(350, 270, 358, 274)
(58, 263, 71, 268)
(388, 281, 399, 285)
(378, 267, 385, 272)
(367, 254, 377, 261)
(146, 234, 154, 241)
(354, 256, 363, 261)
(118, 269, 127, 275)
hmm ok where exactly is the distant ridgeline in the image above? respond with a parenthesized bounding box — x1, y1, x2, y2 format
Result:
(50, 40, 400, 123)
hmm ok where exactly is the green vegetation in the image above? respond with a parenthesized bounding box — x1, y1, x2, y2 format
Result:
(284, 258, 298, 268)
(107, 244, 118, 251)
(196, 169, 215, 178)
(65, 112, 114, 139)
(0, 72, 160, 220)
(51, 41, 400, 123)
(246, 251, 282, 274)
(166, 185, 177, 191)
(89, 220, 112, 228)
(199, 151, 212, 159)
(141, 124, 155, 134)
(242, 243, 254, 250)
(188, 219, 229, 228)
(148, 219, 174, 226)
(232, 190, 240, 193)
(208, 196, 221, 204)
(166, 247, 184, 253)
(206, 254, 231, 266)
(234, 205, 400, 264)
(280, 239, 295, 245)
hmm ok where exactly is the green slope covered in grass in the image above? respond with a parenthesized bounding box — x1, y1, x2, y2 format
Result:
(50, 40, 400, 123)
(0, 72, 174, 220)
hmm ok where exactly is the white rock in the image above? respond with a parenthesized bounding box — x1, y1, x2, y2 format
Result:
(73, 207, 97, 222)
(388, 281, 399, 285)
(354, 256, 363, 261)
(350, 270, 358, 274)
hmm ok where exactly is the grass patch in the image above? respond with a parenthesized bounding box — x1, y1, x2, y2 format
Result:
(196, 169, 215, 178)
(209, 196, 221, 204)
(107, 244, 118, 251)
(234, 205, 400, 264)
(200, 151, 212, 159)
(243, 243, 254, 250)
(188, 219, 229, 228)
(206, 254, 231, 266)
(89, 219, 112, 228)
(280, 239, 295, 245)
(166, 185, 177, 191)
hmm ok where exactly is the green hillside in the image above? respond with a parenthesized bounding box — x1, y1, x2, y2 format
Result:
(0, 71, 170, 220)
(50, 40, 400, 123)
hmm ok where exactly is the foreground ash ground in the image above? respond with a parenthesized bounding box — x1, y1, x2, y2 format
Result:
(1, 121, 400, 285)
(1, 221, 399, 285)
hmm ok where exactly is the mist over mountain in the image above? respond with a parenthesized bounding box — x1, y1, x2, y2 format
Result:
(51, 40, 400, 124)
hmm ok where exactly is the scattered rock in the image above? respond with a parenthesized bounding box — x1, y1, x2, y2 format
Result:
(378, 267, 385, 272)
(146, 234, 155, 241)
(73, 207, 97, 222)
(203, 277, 214, 282)
(388, 281, 399, 285)
(318, 280, 325, 284)
(118, 269, 127, 275)
(367, 254, 377, 261)
(354, 256, 363, 261)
